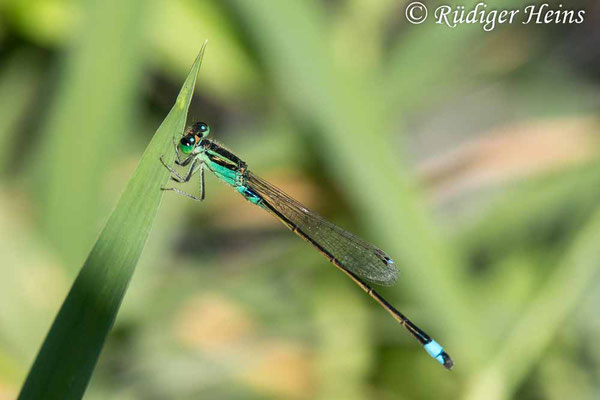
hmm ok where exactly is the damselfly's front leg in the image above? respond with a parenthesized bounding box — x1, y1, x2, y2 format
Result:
(172, 138, 183, 164)
(160, 157, 205, 201)
(160, 156, 195, 182)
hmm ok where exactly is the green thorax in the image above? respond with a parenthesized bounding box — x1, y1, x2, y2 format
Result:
(199, 139, 246, 186)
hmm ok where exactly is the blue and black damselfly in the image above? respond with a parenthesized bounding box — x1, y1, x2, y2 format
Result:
(160, 122, 454, 369)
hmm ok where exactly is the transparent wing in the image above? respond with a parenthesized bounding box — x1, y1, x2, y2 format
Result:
(246, 172, 398, 286)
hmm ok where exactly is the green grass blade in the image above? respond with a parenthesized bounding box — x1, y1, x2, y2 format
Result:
(0, 51, 39, 175)
(35, 0, 151, 271)
(17, 42, 207, 400)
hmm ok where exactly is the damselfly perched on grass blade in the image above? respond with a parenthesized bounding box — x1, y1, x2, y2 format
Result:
(160, 122, 454, 370)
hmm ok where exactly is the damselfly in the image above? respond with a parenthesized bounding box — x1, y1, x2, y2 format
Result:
(160, 122, 454, 369)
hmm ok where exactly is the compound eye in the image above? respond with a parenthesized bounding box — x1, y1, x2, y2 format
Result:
(179, 135, 195, 154)
(194, 122, 210, 137)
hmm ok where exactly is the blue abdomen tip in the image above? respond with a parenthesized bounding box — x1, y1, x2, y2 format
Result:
(424, 340, 444, 364)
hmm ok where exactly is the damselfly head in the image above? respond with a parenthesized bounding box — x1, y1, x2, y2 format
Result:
(179, 122, 210, 155)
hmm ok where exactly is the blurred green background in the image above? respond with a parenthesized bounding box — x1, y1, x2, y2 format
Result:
(2, 0, 600, 399)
